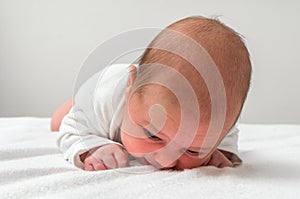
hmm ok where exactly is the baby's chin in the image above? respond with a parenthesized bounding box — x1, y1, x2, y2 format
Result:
(132, 156, 181, 170)
(132, 156, 164, 169)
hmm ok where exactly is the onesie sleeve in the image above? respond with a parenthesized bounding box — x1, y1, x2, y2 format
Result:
(56, 71, 124, 169)
(217, 125, 242, 166)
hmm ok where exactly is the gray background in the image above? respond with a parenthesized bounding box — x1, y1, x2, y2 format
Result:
(0, 0, 299, 124)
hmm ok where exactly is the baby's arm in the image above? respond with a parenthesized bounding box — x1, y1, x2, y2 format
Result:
(57, 108, 129, 170)
(56, 71, 129, 171)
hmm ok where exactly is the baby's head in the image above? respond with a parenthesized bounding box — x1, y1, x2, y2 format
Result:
(120, 16, 251, 170)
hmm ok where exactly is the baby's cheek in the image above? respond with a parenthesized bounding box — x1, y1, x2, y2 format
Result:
(121, 132, 162, 154)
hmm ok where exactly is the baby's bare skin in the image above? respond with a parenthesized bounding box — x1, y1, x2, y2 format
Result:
(51, 99, 73, 132)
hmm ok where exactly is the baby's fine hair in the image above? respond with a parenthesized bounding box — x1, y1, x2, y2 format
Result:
(134, 16, 252, 125)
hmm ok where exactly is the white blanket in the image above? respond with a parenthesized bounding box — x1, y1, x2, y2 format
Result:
(0, 117, 299, 199)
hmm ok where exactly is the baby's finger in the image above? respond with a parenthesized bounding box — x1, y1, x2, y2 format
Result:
(84, 164, 94, 171)
(215, 150, 233, 168)
(209, 150, 232, 168)
(206, 156, 219, 167)
(114, 151, 130, 168)
(93, 161, 107, 171)
(85, 154, 101, 165)
(219, 157, 233, 168)
(102, 155, 118, 169)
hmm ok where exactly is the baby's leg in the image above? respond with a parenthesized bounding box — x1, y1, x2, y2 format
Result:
(50, 99, 73, 132)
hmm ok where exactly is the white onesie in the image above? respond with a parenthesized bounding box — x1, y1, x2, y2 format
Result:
(57, 64, 241, 169)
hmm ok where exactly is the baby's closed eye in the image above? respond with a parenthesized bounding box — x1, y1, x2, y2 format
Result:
(145, 130, 162, 141)
(185, 149, 200, 156)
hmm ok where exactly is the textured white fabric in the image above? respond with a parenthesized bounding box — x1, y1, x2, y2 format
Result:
(57, 64, 240, 169)
(0, 118, 299, 199)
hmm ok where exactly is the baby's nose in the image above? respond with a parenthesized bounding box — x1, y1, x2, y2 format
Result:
(153, 150, 180, 169)
(161, 161, 177, 170)
(155, 159, 177, 170)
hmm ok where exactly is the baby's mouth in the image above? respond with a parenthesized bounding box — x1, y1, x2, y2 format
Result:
(135, 157, 162, 169)
(136, 157, 180, 170)
(160, 166, 178, 171)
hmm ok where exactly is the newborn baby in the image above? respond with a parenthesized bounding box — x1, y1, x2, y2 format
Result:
(52, 16, 251, 171)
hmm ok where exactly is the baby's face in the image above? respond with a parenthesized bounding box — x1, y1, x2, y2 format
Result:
(120, 84, 223, 170)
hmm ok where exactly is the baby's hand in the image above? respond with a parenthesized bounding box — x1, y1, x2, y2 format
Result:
(204, 149, 233, 168)
(80, 144, 130, 171)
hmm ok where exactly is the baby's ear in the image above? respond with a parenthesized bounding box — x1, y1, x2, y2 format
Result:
(127, 65, 137, 87)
